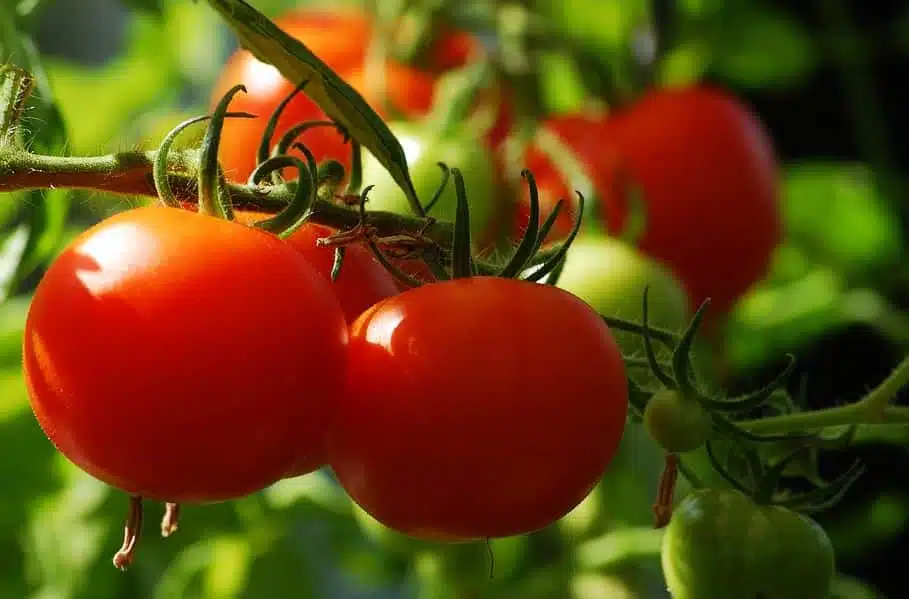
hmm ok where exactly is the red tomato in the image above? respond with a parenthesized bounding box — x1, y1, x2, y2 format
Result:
(212, 9, 506, 183)
(389, 258, 437, 291)
(22, 207, 348, 502)
(328, 276, 628, 541)
(233, 212, 399, 325)
(599, 85, 781, 317)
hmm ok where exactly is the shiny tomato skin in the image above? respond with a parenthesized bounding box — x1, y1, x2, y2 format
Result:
(599, 86, 782, 317)
(662, 489, 835, 599)
(22, 207, 348, 502)
(233, 212, 399, 324)
(328, 276, 629, 541)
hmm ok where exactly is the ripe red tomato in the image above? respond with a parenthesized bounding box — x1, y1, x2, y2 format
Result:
(328, 276, 629, 541)
(233, 212, 399, 325)
(599, 85, 782, 317)
(22, 207, 348, 502)
(388, 257, 437, 291)
(212, 9, 505, 183)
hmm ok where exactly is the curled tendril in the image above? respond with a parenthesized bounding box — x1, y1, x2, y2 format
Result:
(257, 79, 310, 169)
(153, 112, 254, 208)
(199, 84, 247, 218)
(248, 155, 316, 237)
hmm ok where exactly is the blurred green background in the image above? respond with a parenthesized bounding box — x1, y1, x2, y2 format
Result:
(1, 0, 909, 598)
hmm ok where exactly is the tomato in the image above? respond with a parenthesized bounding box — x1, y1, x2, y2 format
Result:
(22, 207, 348, 502)
(328, 276, 628, 541)
(212, 9, 506, 184)
(388, 257, 438, 291)
(233, 212, 399, 325)
(360, 121, 503, 246)
(510, 113, 615, 245)
(643, 389, 712, 454)
(662, 489, 835, 599)
(599, 86, 782, 318)
(554, 235, 695, 384)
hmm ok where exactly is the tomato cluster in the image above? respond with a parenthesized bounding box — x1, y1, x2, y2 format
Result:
(22, 4, 804, 588)
(22, 202, 629, 562)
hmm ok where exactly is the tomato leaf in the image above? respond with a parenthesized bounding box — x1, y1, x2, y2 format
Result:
(710, 6, 817, 90)
(203, 0, 423, 216)
(783, 162, 904, 280)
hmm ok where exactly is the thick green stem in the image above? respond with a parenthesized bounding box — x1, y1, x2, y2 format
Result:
(857, 352, 909, 415)
(724, 353, 909, 436)
(737, 403, 909, 436)
(0, 149, 453, 245)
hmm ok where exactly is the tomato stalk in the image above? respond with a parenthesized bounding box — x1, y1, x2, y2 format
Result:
(0, 148, 454, 240)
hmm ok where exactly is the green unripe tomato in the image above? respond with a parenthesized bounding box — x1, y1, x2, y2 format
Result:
(556, 234, 714, 389)
(643, 389, 713, 454)
(662, 489, 835, 599)
(360, 121, 500, 245)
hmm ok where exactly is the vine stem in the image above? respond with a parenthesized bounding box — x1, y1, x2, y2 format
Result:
(0, 148, 453, 245)
(737, 354, 909, 434)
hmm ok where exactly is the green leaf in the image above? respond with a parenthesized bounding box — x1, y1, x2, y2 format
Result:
(783, 162, 904, 279)
(204, 0, 422, 216)
(710, 6, 817, 89)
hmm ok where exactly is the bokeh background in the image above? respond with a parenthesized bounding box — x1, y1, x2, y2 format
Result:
(1, 0, 907, 597)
